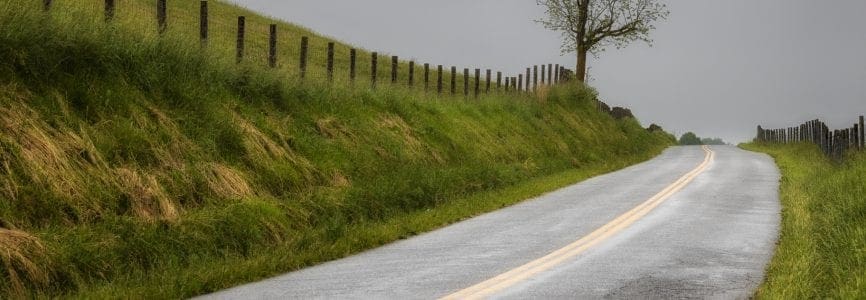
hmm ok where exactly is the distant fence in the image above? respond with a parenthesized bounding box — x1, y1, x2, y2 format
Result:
(39, 0, 576, 98)
(756, 116, 865, 159)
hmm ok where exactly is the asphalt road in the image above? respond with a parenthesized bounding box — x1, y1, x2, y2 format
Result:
(202, 146, 780, 299)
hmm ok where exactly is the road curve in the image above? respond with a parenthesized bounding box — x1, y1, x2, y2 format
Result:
(201, 146, 780, 299)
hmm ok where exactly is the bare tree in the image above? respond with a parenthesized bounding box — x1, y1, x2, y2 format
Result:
(536, 0, 669, 82)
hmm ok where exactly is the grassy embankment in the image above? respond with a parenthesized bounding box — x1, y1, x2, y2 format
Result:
(741, 143, 866, 298)
(0, 1, 674, 298)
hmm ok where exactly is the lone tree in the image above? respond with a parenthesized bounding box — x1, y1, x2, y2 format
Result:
(536, 0, 669, 82)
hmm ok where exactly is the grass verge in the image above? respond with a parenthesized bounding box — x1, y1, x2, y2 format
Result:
(78, 154, 655, 298)
(740, 143, 866, 298)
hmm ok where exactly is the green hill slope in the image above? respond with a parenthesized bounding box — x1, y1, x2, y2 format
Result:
(0, 1, 673, 298)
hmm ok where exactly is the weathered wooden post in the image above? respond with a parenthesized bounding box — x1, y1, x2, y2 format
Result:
(533, 65, 538, 92)
(554, 64, 560, 85)
(485, 69, 491, 93)
(157, 0, 167, 33)
(299, 36, 308, 78)
(105, 0, 115, 21)
(463, 68, 469, 97)
(424, 63, 430, 91)
(408, 61, 415, 86)
(513, 77, 518, 91)
(236, 17, 246, 63)
(518, 75, 523, 92)
(542, 64, 547, 85)
(474, 69, 480, 98)
(391, 56, 398, 84)
(855, 124, 861, 150)
(861, 116, 865, 150)
(437, 65, 443, 94)
(525, 68, 531, 92)
(327, 42, 335, 82)
(757, 126, 763, 142)
(269, 25, 278, 68)
(548, 64, 553, 85)
(200, 1, 208, 45)
(371, 52, 378, 88)
(504, 77, 510, 92)
(496, 72, 502, 90)
(451, 66, 457, 95)
(349, 49, 357, 84)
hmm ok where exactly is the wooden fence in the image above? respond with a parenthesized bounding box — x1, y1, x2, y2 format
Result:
(756, 115, 865, 159)
(41, 0, 576, 97)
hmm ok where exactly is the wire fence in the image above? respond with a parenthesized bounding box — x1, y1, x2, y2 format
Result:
(35, 0, 577, 99)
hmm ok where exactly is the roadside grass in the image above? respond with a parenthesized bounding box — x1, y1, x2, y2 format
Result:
(740, 143, 866, 299)
(0, 1, 675, 298)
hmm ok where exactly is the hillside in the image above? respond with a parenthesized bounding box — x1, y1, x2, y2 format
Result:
(0, 1, 674, 298)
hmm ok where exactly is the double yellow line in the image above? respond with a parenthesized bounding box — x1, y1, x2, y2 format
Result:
(441, 146, 715, 299)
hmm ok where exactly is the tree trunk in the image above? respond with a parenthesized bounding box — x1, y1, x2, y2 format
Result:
(576, 48, 587, 82)
(574, 0, 589, 83)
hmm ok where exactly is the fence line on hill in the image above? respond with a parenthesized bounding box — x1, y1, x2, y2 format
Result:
(40, 0, 577, 98)
(755, 115, 865, 160)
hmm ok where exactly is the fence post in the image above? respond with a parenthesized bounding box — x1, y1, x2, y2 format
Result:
(424, 63, 430, 91)
(504, 77, 509, 92)
(474, 69, 480, 98)
(554, 64, 559, 85)
(349, 49, 356, 84)
(269, 25, 278, 68)
(496, 72, 502, 90)
(236, 17, 246, 63)
(105, 0, 115, 21)
(43, 0, 52, 11)
(525, 68, 531, 92)
(391, 56, 398, 84)
(409, 61, 415, 86)
(371, 52, 378, 88)
(855, 124, 861, 150)
(463, 68, 469, 97)
(860, 116, 865, 150)
(533, 65, 538, 92)
(757, 126, 762, 142)
(299, 36, 308, 78)
(513, 77, 518, 91)
(518, 75, 523, 92)
(548, 64, 553, 86)
(437, 65, 443, 94)
(327, 42, 335, 82)
(200, 1, 208, 45)
(541, 64, 546, 85)
(451, 66, 457, 95)
(485, 69, 491, 93)
(157, 0, 167, 33)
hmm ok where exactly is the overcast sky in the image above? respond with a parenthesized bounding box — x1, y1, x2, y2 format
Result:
(226, 0, 866, 143)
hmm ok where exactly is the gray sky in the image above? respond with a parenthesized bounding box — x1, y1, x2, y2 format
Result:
(226, 0, 866, 143)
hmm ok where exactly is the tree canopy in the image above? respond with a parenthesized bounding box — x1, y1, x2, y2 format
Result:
(536, 0, 669, 82)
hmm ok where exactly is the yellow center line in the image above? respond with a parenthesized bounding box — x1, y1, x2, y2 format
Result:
(441, 146, 715, 300)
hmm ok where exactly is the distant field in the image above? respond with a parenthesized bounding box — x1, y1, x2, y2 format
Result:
(0, 1, 673, 298)
(741, 143, 866, 298)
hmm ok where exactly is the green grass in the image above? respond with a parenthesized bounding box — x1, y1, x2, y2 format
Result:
(740, 143, 866, 299)
(0, 1, 674, 298)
